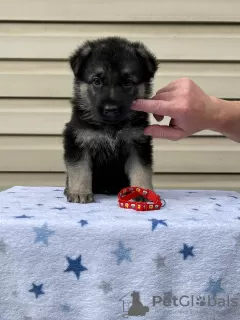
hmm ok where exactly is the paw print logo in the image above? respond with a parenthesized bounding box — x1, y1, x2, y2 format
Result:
(196, 296, 206, 307)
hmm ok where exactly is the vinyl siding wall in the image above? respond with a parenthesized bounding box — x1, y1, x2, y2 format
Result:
(0, 0, 240, 190)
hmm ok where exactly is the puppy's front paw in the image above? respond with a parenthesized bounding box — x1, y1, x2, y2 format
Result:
(64, 187, 68, 196)
(134, 195, 148, 202)
(66, 192, 94, 204)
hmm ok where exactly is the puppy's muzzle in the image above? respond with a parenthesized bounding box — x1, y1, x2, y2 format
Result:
(103, 105, 119, 116)
(100, 103, 128, 123)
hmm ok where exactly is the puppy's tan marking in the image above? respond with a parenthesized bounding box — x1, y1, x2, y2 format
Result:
(74, 128, 117, 151)
(137, 83, 146, 98)
(79, 83, 89, 100)
(65, 152, 94, 203)
(125, 150, 153, 190)
(74, 127, 147, 153)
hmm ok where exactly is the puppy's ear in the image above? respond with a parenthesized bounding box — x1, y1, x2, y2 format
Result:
(69, 42, 92, 78)
(134, 42, 158, 79)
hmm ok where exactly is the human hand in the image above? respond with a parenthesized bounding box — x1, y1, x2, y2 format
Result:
(132, 78, 216, 140)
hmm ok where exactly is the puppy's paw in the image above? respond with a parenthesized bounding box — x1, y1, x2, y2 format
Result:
(66, 192, 95, 204)
(64, 187, 68, 196)
(134, 195, 148, 202)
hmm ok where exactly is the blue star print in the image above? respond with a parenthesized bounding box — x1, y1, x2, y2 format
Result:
(149, 219, 168, 231)
(64, 255, 87, 280)
(52, 207, 66, 211)
(205, 278, 224, 298)
(28, 283, 44, 299)
(15, 215, 34, 219)
(111, 241, 132, 265)
(78, 220, 88, 227)
(228, 195, 238, 199)
(61, 304, 70, 312)
(33, 223, 55, 245)
(179, 244, 194, 260)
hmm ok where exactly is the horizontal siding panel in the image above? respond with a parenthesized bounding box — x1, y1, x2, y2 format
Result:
(0, 173, 240, 191)
(0, 99, 220, 136)
(1, 0, 240, 22)
(1, 23, 240, 61)
(0, 99, 70, 135)
(154, 138, 240, 173)
(0, 61, 240, 99)
(0, 136, 239, 173)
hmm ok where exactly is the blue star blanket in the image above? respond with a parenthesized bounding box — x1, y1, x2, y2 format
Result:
(0, 186, 240, 320)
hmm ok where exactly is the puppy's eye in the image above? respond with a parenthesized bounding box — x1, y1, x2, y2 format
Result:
(92, 77, 102, 86)
(123, 78, 133, 87)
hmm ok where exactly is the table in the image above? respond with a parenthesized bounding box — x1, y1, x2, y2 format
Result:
(1, 186, 240, 320)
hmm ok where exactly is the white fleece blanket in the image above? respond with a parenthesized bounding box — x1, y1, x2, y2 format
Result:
(0, 186, 240, 320)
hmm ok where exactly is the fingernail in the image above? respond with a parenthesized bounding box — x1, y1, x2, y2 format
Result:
(131, 100, 137, 108)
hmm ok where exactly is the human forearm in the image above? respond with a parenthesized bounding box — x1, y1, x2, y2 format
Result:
(209, 97, 240, 143)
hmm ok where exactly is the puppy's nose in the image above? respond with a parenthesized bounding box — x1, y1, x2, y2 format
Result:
(103, 105, 118, 115)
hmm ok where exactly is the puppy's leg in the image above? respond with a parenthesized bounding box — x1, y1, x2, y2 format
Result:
(125, 148, 153, 191)
(64, 174, 69, 196)
(125, 149, 153, 202)
(65, 153, 94, 204)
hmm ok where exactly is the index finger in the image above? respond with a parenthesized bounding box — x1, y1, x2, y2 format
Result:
(131, 99, 176, 117)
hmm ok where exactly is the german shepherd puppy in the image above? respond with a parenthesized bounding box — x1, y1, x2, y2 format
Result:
(63, 36, 158, 203)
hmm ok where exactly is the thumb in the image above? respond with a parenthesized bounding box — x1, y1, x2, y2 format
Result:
(144, 125, 186, 140)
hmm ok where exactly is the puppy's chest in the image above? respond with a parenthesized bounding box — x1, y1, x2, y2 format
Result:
(75, 127, 144, 152)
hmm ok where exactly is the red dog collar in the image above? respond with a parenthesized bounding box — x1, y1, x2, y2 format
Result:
(118, 187, 163, 211)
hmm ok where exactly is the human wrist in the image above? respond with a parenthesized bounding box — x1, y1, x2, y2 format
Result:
(207, 96, 240, 142)
(206, 96, 229, 134)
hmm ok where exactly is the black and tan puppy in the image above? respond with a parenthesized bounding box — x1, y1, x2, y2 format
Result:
(63, 36, 158, 203)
